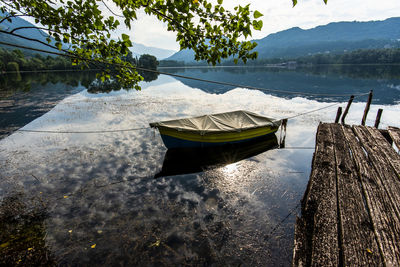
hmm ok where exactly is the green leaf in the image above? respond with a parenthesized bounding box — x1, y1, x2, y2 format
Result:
(292, 0, 297, 7)
(55, 42, 62, 50)
(217, 0, 223, 4)
(121, 34, 130, 41)
(253, 20, 263, 31)
(254, 10, 263, 19)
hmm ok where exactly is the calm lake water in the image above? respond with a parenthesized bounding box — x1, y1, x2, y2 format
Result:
(0, 66, 400, 266)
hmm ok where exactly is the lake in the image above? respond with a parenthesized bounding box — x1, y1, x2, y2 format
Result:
(0, 66, 399, 266)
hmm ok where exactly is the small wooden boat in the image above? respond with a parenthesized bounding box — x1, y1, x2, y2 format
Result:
(150, 110, 281, 149)
(154, 134, 279, 178)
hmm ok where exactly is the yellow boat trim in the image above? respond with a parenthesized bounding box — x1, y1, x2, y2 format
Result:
(158, 126, 278, 143)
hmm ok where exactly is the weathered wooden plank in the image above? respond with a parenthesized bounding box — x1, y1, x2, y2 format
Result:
(388, 126, 400, 153)
(379, 129, 393, 145)
(366, 126, 400, 178)
(331, 124, 382, 265)
(353, 126, 400, 211)
(292, 216, 307, 267)
(347, 126, 400, 265)
(300, 123, 339, 266)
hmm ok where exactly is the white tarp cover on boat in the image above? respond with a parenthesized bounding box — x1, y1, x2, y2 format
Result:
(149, 110, 281, 133)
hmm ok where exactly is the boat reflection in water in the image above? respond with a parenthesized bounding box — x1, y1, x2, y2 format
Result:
(155, 134, 280, 178)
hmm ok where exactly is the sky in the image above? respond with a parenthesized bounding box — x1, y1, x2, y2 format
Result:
(20, 0, 400, 52)
(103, 0, 400, 51)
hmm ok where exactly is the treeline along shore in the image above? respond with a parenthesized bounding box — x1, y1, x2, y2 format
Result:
(160, 48, 400, 67)
(0, 48, 159, 74)
(0, 48, 78, 73)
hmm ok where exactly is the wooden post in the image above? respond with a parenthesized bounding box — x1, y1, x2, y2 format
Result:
(374, 108, 383, 128)
(279, 119, 287, 148)
(361, 90, 373, 126)
(335, 107, 342, 123)
(341, 95, 354, 125)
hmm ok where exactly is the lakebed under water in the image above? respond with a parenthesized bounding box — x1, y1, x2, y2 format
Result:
(1, 67, 400, 265)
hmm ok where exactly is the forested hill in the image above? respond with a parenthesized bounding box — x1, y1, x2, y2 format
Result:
(0, 11, 65, 55)
(167, 17, 400, 62)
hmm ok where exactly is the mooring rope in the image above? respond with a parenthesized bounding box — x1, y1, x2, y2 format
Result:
(264, 201, 301, 241)
(276, 91, 370, 122)
(17, 126, 150, 134)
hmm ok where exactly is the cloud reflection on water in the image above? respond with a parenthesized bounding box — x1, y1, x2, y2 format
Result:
(0, 76, 399, 265)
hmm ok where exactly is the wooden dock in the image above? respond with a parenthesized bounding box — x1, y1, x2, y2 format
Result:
(293, 123, 400, 266)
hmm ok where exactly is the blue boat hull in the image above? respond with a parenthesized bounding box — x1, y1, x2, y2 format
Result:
(160, 131, 277, 149)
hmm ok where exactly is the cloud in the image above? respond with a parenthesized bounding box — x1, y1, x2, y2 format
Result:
(99, 1, 180, 51)
(127, 12, 179, 51)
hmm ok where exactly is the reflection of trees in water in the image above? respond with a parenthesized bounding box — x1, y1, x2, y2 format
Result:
(1, 65, 399, 97)
(139, 70, 159, 82)
(163, 65, 400, 105)
(0, 71, 97, 98)
(87, 70, 159, 94)
(0, 70, 161, 96)
(296, 65, 400, 79)
(87, 79, 124, 94)
(0, 70, 159, 96)
(0, 73, 29, 98)
(161, 65, 400, 80)
(0, 191, 55, 265)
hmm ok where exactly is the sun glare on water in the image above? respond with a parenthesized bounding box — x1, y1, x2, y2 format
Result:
(222, 162, 239, 176)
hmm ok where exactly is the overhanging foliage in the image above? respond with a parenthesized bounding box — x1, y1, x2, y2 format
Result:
(0, 0, 326, 89)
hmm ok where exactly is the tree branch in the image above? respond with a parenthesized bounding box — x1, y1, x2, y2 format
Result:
(0, 14, 30, 24)
(149, 7, 191, 33)
(101, 0, 124, 18)
(5, 25, 86, 43)
(147, 5, 233, 41)
(0, 29, 68, 53)
(9, 26, 46, 34)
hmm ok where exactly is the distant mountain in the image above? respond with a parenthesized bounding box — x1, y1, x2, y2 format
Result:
(130, 43, 176, 60)
(167, 17, 400, 62)
(164, 48, 196, 62)
(0, 12, 66, 55)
